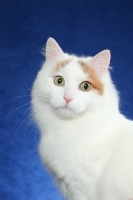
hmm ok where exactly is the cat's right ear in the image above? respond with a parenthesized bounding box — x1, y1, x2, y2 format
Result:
(90, 50, 111, 77)
(45, 38, 64, 62)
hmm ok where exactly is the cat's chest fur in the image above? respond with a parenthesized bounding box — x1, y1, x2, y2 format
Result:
(39, 111, 121, 198)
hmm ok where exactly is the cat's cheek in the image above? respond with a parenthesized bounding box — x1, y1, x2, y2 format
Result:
(52, 77, 55, 85)
(50, 97, 66, 109)
(67, 101, 85, 115)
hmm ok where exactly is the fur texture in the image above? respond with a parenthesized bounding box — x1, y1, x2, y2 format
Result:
(31, 38, 133, 200)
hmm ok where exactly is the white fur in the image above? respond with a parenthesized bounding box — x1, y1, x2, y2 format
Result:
(31, 38, 133, 200)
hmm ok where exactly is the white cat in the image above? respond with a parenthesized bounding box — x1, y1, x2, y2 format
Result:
(31, 38, 133, 200)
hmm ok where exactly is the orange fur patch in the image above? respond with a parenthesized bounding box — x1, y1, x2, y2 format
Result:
(78, 61, 104, 95)
(54, 59, 71, 72)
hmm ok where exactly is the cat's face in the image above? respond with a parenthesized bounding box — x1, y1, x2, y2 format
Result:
(37, 60, 101, 118)
(33, 38, 110, 119)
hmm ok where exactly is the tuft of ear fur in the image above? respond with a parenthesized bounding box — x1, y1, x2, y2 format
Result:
(90, 50, 111, 77)
(45, 38, 64, 62)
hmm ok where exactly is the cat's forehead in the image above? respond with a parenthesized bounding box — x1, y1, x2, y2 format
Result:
(52, 59, 89, 87)
(54, 59, 87, 78)
(53, 58, 104, 94)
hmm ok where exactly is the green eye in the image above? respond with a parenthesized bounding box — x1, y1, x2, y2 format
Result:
(54, 76, 65, 86)
(80, 81, 91, 92)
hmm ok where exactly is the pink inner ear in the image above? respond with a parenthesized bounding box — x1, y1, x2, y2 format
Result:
(90, 50, 111, 77)
(46, 38, 64, 62)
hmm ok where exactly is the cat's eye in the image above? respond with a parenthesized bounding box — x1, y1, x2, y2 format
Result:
(54, 76, 65, 86)
(80, 81, 91, 92)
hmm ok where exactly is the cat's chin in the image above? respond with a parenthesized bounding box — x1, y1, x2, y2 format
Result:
(55, 107, 79, 119)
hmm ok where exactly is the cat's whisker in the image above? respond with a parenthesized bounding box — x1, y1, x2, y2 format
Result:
(33, 117, 43, 142)
(0, 94, 46, 108)
(119, 99, 128, 105)
(23, 120, 31, 139)
(0, 95, 30, 107)
(23, 117, 34, 139)
(30, 110, 46, 141)
(23, 106, 31, 116)
(35, 127, 38, 142)
(12, 108, 43, 144)
(34, 117, 43, 142)
(6, 103, 30, 118)
(11, 114, 32, 145)
(24, 83, 32, 91)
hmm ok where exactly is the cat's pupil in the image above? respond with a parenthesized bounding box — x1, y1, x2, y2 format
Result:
(58, 78, 62, 84)
(84, 83, 88, 90)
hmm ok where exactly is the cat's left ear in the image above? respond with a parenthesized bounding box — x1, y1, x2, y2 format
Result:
(90, 50, 111, 77)
(45, 38, 64, 63)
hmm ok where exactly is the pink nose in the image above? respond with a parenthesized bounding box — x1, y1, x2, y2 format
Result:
(64, 97, 73, 104)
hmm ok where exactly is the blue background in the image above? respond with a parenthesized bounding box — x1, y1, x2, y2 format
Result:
(0, 0, 133, 200)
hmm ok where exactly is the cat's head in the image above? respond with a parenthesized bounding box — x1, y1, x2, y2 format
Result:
(32, 38, 111, 119)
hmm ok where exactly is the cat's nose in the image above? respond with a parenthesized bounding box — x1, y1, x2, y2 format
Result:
(64, 97, 73, 104)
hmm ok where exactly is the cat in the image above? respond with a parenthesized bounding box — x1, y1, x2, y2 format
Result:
(31, 38, 133, 200)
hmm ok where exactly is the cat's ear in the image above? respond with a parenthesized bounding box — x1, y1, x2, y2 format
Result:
(90, 50, 111, 77)
(45, 38, 64, 62)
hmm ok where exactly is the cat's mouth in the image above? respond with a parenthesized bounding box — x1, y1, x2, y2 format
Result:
(64, 104, 71, 109)
(57, 105, 72, 111)
(50, 100, 83, 118)
(53, 104, 77, 118)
